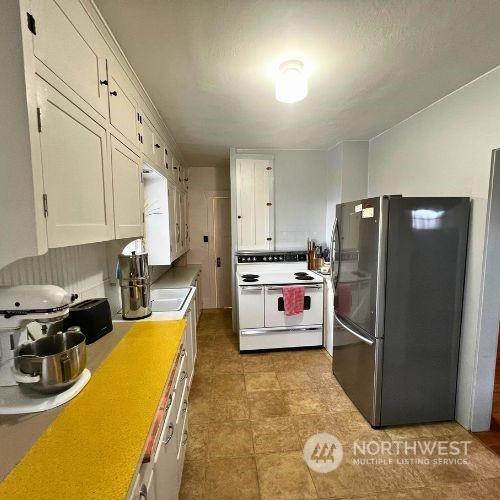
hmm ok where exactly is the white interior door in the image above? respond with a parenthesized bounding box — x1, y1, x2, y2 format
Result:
(110, 136, 143, 239)
(37, 78, 114, 247)
(211, 196, 232, 308)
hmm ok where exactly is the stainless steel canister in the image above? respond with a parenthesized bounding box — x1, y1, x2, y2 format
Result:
(118, 252, 152, 320)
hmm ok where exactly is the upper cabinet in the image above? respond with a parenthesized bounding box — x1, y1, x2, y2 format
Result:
(29, 0, 109, 118)
(108, 61, 139, 150)
(110, 136, 144, 239)
(37, 77, 114, 247)
(235, 158, 275, 251)
(0, 0, 187, 269)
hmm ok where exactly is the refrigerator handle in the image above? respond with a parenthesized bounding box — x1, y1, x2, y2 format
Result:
(335, 314, 375, 345)
(330, 217, 340, 290)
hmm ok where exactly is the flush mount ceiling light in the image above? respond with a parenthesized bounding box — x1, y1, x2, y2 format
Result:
(275, 59, 308, 103)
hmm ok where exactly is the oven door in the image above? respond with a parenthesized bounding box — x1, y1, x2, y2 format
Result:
(264, 284, 323, 327)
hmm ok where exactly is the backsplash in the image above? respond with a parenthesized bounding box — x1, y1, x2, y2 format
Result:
(0, 243, 110, 300)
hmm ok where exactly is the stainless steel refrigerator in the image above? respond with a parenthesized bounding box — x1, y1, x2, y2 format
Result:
(330, 196, 470, 427)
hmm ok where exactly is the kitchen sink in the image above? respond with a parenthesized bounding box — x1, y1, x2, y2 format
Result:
(150, 287, 191, 312)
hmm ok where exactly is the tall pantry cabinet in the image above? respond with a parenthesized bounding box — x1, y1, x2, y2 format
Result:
(235, 158, 275, 251)
(0, 0, 187, 270)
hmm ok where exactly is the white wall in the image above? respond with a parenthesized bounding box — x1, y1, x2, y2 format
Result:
(0, 243, 110, 300)
(187, 166, 230, 309)
(368, 66, 500, 430)
(325, 141, 369, 242)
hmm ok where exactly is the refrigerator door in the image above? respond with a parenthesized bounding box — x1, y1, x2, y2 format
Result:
(334, 197, 388, 337)
(332, 314, 382, 426)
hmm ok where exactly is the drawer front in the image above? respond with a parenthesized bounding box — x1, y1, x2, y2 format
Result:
(238, 286, 264, 329)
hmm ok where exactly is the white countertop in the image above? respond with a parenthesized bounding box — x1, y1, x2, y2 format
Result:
(151, 265, 201, 289)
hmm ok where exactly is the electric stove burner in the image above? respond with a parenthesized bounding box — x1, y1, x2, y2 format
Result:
(242, 274, 259, 279)
(295, 275, 314, 281)
(294, 272, 309, 277)
(242, 278, 259, 282)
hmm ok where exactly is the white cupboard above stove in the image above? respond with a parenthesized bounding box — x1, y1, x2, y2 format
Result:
(235, 158, 275, 251)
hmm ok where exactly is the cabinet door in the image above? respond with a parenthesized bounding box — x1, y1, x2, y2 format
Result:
(153, 400, 178, 500)
(163, 146, 172, 177)
(236, 158, 274, 250)
(176, 189, 184, 253)
(153, 136, 163, 168)
(111, 136, 143, 239)
(168, 183, 178, 257)
(108, 62, 138, 148)
(37, 79, 114, 247)
(30, 0, 108, 118)
(141, 114, 156, 164)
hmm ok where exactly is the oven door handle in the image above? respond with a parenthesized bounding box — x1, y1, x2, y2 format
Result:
(240, 286, 263, 291)
(335, 314, 374, 345)
(241, 325, 322, 335)
(266, 285, 322, 291)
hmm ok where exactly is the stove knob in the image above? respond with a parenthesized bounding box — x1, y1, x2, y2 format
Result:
(273, 256, 278, 261)
(263, 256, 267, 261)
(279, 256, 284, 261)
(252, 257, 257, 261)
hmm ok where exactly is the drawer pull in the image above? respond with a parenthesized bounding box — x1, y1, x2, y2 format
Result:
(163, 423, 175, 445)
(180, 370, 188, 381)
(182, 430, 188, 446)
(181, 348, 186, 357)
(166, 393, 173, 410)
(182, 400, 188, 414)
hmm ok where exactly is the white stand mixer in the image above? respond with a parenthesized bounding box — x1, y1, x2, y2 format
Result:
(0, 285, 91, 414)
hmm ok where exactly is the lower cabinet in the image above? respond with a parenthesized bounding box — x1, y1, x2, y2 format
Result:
(131, 298, 198, 499)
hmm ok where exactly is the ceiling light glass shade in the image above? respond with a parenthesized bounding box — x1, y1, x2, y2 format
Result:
(275, 60, 308, 103)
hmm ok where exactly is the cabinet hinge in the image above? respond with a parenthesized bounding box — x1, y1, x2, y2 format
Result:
(266, 202, 272, 206)
(36, 107, 42, 132)
(266, 237, 272, 241)
(42, 194, 48, 217)
(27, 13, 36, 35)
(266, 166, 272, 170)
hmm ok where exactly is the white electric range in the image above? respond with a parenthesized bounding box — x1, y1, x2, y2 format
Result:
(235, 251, 324, 351)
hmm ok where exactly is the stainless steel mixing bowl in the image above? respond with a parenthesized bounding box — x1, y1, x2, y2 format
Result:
(13, 330, 87, 394)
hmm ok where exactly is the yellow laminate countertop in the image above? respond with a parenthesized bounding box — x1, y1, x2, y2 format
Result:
(0, 319, 186, 499)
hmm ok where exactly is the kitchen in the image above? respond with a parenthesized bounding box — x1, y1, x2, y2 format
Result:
(1, 0, 500, 499)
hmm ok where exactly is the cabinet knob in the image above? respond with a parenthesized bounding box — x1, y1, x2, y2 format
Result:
(155, 143, 160, 149)
(237, 215, 242, 219)
(110, 90, 118, 96)
(99, 79, 108, 86)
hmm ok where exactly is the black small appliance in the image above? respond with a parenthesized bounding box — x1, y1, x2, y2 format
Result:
(63, 298, 113, 344)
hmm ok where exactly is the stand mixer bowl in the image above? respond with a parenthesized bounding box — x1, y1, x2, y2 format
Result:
(13, 330, 87, 394)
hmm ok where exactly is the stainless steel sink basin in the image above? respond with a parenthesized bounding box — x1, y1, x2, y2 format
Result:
(150, 287, 191, 312)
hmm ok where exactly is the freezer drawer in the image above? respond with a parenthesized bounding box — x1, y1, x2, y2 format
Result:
(239, 325, 323, 351)
(332, 315, 382, 426)
(264, 284, 323, 327)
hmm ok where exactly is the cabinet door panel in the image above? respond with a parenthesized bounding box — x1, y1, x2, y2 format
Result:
(31, 0, 108, 118)
(236, 158, 274, 250)
(141, 115, 156, 163)
(111, 137, 143, 239)
(38, 80, 114, 247)
(108, 62, 138, 148)
(168, 183, 177, 257)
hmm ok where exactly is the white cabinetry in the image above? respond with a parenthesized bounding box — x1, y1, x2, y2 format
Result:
(235, 158, 274, 250)
(30, 0, 109, 118)
(0, 0, 186, 269)
(144, 172, 189, 265)
(37, 78, 114, 247)
(108, 61, 139, 150)
(110, 137, 144, 239)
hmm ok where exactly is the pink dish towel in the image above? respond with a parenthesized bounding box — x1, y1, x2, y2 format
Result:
(282, 286, 305, 316)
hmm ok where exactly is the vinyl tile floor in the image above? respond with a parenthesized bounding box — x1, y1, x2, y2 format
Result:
(180, 309, 500, 499)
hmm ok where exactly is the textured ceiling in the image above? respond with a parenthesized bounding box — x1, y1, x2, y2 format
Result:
(94, 0, 500, 166)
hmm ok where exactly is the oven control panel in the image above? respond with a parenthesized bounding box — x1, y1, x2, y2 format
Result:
(236, 252, 307, 263)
